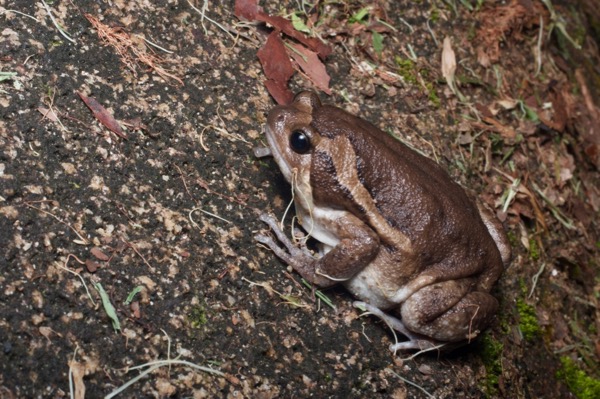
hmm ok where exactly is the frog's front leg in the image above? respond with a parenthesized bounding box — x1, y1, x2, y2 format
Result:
(255, 213, 380, 287)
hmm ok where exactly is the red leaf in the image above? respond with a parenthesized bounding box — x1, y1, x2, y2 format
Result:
(90, 247, 110, 261)
(85, 259, 99, 273)
(257, 32, 294, 104)
(234, 0, 262, 21)
(130, 301, 141, 318)
(77, 92, 127, 140)
(257, 32, 294, 84)
(264, 79, 294, 105)
(287, 43, 331, 94)
(255, 12, 332, 60)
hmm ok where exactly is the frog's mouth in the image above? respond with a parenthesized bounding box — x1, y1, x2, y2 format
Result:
(255, 125, 295, 184)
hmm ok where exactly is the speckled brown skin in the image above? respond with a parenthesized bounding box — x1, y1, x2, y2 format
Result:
(259, 91, 511, 347)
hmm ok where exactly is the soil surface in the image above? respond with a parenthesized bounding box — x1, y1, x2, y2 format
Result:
(1, 1, 599, 398)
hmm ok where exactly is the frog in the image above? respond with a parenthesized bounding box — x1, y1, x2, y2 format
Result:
(255, 91, 511, 352)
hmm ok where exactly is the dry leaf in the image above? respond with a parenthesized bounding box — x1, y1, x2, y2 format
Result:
(90, 247, 110, 261)
(441, 37, 457, 93)
(234, 0, 262, 21)
(257, 32, 295, 104)
(287, 42, 331, 94)
(85, 259, 99, 273)
(37, 107, 59, 122)
(69, 361, 87, 399)
(254, 13, 332, 60)
(77, 92, 128, 140)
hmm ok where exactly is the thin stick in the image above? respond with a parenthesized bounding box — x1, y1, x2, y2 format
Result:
(58, 254, 96, 305)
(40, 0, 76, 43)
(389, 370, 435, 398)
(1, 9, 40, 21)
(24, 202, 89, 244)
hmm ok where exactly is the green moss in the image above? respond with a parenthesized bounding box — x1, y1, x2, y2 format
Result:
(394, 58, 440, 107)
(467, 23, 477, 42)
(188, 304, 208, 329)
(557, 357, 600, 399)
(425, 81, 441, 107)
(480, 333, 503, 396)
(516, 298, 540, 340)
(506, 230, 519, 249)
(395, 56, 417, 85)
(430, 6, 440, 23)
(528, 237, 540, 261)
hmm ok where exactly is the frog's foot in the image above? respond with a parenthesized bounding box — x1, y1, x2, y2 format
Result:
(255, 213, 320, 280)
(353, 301, 444, 353)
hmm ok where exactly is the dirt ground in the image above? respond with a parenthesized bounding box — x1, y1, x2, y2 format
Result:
(1, 0, 599, 398)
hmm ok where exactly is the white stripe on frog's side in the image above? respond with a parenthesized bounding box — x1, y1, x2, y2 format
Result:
(322, 135, 413, 254)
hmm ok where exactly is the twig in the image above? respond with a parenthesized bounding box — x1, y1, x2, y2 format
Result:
(426, 18, 439, 47)
(300, 279, 336, 311)
(24, 202, 89, 245)
(242, 277, 309, 309)
(123, 240, 155, 270)
(58, 254, 96, 305)
(175, 165, 194, 202)
(1, 8, 40, 21)
(187, 0, 235, 41)
(136, 35, 173, 54)
(160, 328, 172, 375)
(40, 0, 76, 43)
(534, 15, 544, 77)
(389, 370, 436, 398)
(190, 207, 232, 225)
(529, 262, 546, 299)
(531, 182, 575, 230)
(68, 345, 79, 399)
(395, 16, 414, 33)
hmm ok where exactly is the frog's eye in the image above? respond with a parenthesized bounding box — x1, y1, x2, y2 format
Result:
(289, 130, 311, 154)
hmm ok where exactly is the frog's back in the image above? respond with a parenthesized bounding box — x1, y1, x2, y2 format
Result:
(311, 105, 503, 271)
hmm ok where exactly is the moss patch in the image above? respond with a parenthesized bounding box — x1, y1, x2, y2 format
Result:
(188, 304, 208, 329)
(480, 333, 504, 396)
(516, 298, 540, 340)
(557, 357, 600, 399)
(395, 56, 417, 85)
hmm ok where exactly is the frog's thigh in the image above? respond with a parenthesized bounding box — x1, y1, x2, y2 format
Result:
(400, 280, 498, 342)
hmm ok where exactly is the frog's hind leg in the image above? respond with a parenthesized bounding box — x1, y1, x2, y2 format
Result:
(400, 279, 499, 343)
(353, 301, 442, 352)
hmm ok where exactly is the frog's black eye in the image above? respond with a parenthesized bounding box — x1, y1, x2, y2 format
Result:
(289, 130, 311, 154)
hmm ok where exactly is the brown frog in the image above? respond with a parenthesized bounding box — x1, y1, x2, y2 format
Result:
(255, 92, 511, 351)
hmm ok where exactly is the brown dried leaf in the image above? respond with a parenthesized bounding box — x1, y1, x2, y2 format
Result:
(287, 43, 331, 94)
(130, 301, 141, 318)
(37, 107, 59, 122)
(90, 247, 110, 261)
(77, 92, 128, 140)
(255, 12, 332, 60)
(39, 326, 54, 340)
(257, 32, 295, 104)
(234, 0, 262, 21)
(257, 32, 294, 85)
(68, 361, 87, 399)
(85, 259, 99, 273)
(441, 37, 457, 90)
(263, 80, 294, 105)
(476, 0, 543, 66)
